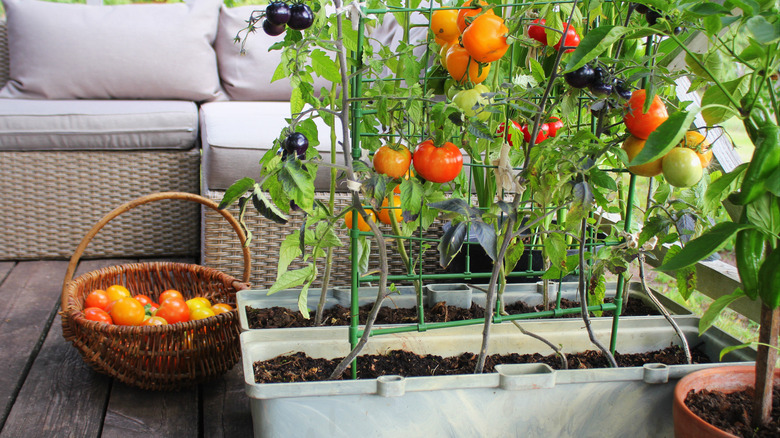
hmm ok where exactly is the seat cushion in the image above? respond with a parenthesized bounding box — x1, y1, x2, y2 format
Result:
(200, 101, 344, 191)
(0, 0, 223, 102)
(0, 99, 198, 151)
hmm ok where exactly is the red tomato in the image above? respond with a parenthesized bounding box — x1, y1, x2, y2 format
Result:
(496, 120, 523, 147)
(412, 140, 463, 183)
(155, 298, 191, 324)
(553, 24, 580, 53)
(373, 144, 412, 178)
(521, 123, 549, 144)
(85, 289, 110, 311)
(527, 18, 547, 44)
(546, 117, 564, 137)
(84, 307, 113, 324)
(133, 294, 156, 307)
(159, 289, 184, 303)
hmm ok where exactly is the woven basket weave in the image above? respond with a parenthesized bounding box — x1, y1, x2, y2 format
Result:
(203, 189, 447, 289)
(61, 192, 250, 391)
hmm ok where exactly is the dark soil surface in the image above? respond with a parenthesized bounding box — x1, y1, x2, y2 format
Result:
(253, 345, 710, 383)
(685, 386, 780, 437)
(246, 297, 659, 329)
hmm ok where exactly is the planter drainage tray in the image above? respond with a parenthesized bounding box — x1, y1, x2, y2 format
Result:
(241, 317, 753, 437)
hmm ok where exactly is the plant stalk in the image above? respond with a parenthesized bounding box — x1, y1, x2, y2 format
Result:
(753, 304, 780, 428)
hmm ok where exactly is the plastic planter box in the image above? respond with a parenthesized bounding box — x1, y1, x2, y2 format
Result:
(241, 318, 753, 438)
(237, 281, 692, 331)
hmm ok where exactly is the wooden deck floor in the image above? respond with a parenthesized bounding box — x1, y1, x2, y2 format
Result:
(0, 258, 254, 437)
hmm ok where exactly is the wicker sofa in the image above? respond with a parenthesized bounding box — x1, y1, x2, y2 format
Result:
(0, 0, 426, 289)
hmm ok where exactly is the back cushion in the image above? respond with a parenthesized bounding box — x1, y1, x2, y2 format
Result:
(0, 0, 223, 102)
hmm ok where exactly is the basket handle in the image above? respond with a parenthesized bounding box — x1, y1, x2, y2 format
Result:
(61, 192, 251, 301)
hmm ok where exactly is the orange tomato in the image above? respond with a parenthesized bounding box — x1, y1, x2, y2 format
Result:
(110, 297, 146, 326)
(622, 135, 663, 177)
(106, 284, 131, 303)
(84, 307, 113, 324)
(373, 144, 412, 178)
(85, 289, 110, 311)
(457, 0, 493, 32)
(430, 9, 460, 43)
(624, 89, 668, 140)
(159, 289, 184, 303)
(446, 43, 490, 84)
(142, 316, 168, 326)
(345, 209, 376, 232)
(678, 131, 713, 167)
(461, 13, 509, 63)
(377, 195, 404, 225)
(211, 303, 233, 315)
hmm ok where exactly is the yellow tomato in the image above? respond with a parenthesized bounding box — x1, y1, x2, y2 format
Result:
(190, 307, 216, 321)
(106, 284, 131, 303)
(211, 303, 233, 315)
(186, 297, 211, 312)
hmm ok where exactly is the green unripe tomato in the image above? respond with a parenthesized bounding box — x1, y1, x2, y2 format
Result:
(453, 85, 491, 121)
(444, 79, 459, 101)
(662, 147, 703, 187)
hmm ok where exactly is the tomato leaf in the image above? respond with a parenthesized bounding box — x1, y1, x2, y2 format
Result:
(269, 263, 314, 294)
(686, 2, 732, 16)
(277, 233, 302, 280)
(438, 221, 467, 268)
(279, 159, 315, 212)
(572, 181, 594, 209)
(589, 168, 617, 191)
(664, 245, 697, 300)
(471, 221, 497, 261)
(657, 222, 751, 271)
(504, 238, 525, 273)
(630, 110, 697, 166)
(429, 198, 483, 220)
(701, 76, 748, 126)
(297, 283, 311, 319)
(251, 189, 288, 225)
(699, 288, 745, 334)
(400, 178, 424, 215)
(746, 15, 780, 44)
(351, 235, 371, 276)
(219, 177, 255, 209)
(565, 25, 630, 73)
(310, 49, 341, 83)
(705, 163, 748, 207)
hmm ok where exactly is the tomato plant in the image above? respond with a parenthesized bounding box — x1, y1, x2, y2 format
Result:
(662, 147, 703, 187)
(345, 209, 376, 232)
(373, 144, 412, 178)
(85, 289, 110, 311)
(412, 140, 463, 183)
(624, 89, 668, 139)
(461, 13, 509, 63)
(154, 298, 190, 324)
(110, 297, 146, 326)
(84, 307, 112, 324)
(622, 135, 663, 177)
(446, 43, 490, 84)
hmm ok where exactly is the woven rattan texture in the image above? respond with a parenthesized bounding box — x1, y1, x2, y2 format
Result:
(0, 150, 200, 260)
(61, 262, 243, 390)
(203, 190, 447, 289)
(0, 21, 8, 87)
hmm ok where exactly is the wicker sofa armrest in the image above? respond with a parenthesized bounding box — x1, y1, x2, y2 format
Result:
(0, 20, 8, 88)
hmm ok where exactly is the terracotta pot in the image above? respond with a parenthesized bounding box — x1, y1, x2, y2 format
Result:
(673, 365, 780, 438)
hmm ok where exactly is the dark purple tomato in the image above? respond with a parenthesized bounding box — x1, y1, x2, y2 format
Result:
(614, 79, 632, 100)
(645, 10, 661, 25)
(589, 81, 613, 96)
(263, 19, 286, 36)
(673, 26, 684, 35)
(289, 200, 300, 211)
(634, 3, 649, 14)
(265, 2, 291, 26)
(564, 64, 595, 89)
(284, 132, 309, 158)
(287, 4, 314, 30)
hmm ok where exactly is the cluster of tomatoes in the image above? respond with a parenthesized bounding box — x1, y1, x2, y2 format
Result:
(82, 285, 233, 326)
(432, 0, 509, 85)
(634, 3, 683, 34)
(622, 90, 711, 187)
(564, 63, 632, 100)
(260, 1, 314, 36)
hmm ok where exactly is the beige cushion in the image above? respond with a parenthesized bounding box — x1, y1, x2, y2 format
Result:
(0, 0, 223, 102)
(215, 5, 331, 101)
(0, 99, 198, 151)
(200, 101, 344, 191)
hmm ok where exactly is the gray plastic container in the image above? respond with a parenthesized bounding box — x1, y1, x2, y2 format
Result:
(242, 318, 754, 438)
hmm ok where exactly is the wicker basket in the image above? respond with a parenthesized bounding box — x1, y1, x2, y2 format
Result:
(61, 192, 251, 391)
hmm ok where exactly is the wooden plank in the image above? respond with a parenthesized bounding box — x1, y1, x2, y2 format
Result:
(201, 365, 254, 437)
(0, 261, 69, 430)
(0, 259, 132, 438)
(100, 256, 199, 438)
